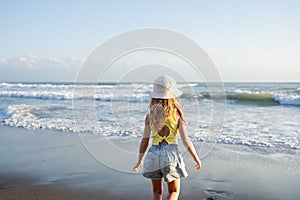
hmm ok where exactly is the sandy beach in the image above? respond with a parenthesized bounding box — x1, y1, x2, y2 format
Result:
(0, 126, 299, 200)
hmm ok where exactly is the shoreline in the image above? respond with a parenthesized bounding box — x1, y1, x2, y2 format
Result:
(0, 126, 299, 199)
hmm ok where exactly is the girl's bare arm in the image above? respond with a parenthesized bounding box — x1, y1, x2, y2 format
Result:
(133, 114, 151, 172)
(178, 118, 202, 170)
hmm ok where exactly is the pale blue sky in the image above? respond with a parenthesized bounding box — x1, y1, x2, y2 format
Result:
(0, 0, 299, 82)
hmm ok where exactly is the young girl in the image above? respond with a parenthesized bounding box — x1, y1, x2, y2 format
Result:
(133, 75, 201, 200)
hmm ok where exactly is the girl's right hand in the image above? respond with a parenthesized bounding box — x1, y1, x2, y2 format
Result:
(195, 160, 202, 170)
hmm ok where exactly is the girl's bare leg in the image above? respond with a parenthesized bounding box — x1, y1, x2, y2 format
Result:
(166, 179, 180, 200)
(151, 179, 163, 200)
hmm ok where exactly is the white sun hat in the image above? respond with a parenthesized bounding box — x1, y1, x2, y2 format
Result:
(151, 75, 183, 99)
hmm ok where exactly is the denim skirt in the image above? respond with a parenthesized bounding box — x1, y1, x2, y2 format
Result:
(142, 142, 188, 183)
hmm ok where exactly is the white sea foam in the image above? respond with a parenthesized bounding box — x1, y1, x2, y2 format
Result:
(1, 82, 300, 105)
(0, 83, 151, 101)
(272, 94, 300, 106)
(1, 82, 300, 151)
(2, 103, 299, 150)
(2, 104, 142, 136)
(177, 83, 198, 88)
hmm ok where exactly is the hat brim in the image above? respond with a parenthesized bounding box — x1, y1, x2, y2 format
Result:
(151, 89, 183, 99)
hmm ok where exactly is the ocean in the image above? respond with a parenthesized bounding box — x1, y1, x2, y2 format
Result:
(0, 82, 299, 152)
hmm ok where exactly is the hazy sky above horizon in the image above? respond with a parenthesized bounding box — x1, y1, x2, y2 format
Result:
(0, 0, 299, 82)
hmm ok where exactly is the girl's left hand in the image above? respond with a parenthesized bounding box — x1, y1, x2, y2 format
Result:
(195, 159, 202, 170)
(133, 162, 142, 172)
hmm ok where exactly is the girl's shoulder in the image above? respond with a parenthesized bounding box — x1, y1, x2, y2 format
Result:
(173, 108, 185, 125)
(145, 113, 150, 125)
(175, 110, 181, 122)
(168, 107, 181, 123)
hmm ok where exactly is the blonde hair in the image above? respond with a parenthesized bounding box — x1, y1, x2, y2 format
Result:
(149, 98, 186, 133)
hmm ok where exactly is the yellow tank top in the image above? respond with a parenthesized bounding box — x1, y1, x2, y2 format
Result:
(151, 107, 179, 145)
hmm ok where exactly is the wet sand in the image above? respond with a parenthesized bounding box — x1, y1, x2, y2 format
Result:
(0, 126, 299, 199)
